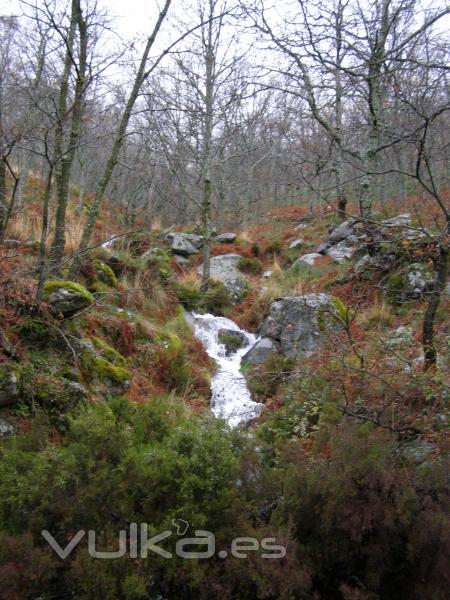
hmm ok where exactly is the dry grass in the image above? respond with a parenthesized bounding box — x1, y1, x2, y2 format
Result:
(357, 300, 396, 331)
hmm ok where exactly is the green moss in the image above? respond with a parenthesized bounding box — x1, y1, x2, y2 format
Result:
(88, 281, 111, 294)
(218, 333, 244, 351)
(92, 337, 126, 367)
(173, 281, 202, 310)
(43, 280, 94, 304)
(238, 256, 263, 275)
(93, 260, 117, 287)
(145, 249, 172, 279)
(15, 318, 51, 345)
(81, 352, 129, 385)
(202, 280, 232, 314)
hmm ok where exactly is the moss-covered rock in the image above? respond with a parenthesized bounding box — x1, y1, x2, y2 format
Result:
(44, 281, 94, 317)
(93, 260, 117, 287)
(80, 338, 129, 389)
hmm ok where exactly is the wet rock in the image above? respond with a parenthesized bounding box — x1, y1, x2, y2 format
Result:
(242, 338, 279, 365)
(215, 232, 237, 244)
(218, 328, 247, 354)
(288, 238, 304, 250)
(260, 294, 343, 358)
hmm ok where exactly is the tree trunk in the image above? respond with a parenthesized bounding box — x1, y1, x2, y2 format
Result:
(69, 0, 172, 278)
(50, 0, 87, 265)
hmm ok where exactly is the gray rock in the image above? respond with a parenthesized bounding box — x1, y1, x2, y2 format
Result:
(317, 242, 332, 255)
(401, 440, 434, 464)
(405, 263, 434, 296)
(328, 220, 354, 243)
(0, 372, 20, 407)
(173, 255, 190, 266)
(218, 328, 247, 354)
(66, 381, 89, 402)
(166, 233, 204, 256)
(354, 254, 375, 274)
(384, 326, 414, 348)
(380, 213, 412, 228)
(292, 253, 323, 267)
(197, 254, 247, 301)
(326, 241, 356, 262)
(0, 419, 14, 437)
(288, 238, 304, 250)
(141, 247, 163, 260)
(262, 270, 273, 279)
(295, 223, 307, 230)
(260, 294, 343, 358)
(242, 338, 279, 365)
(47, 287, 93, 318)
(215, 232, 237, 244)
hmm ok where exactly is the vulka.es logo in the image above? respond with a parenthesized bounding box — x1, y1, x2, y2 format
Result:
(42, 522, 286, 560)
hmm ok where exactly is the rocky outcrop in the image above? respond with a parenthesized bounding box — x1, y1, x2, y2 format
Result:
(44, 281, 94, 318)
(242, 338, 279, 365)
(385, 262, 435, 303)
(197, 254, 248, 301)
(260, 294, 343, 358)
(215, 232, 237, 244)
(166, 232, 204, 256)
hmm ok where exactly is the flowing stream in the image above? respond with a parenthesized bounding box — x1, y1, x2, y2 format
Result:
(190, 313, 264, 427)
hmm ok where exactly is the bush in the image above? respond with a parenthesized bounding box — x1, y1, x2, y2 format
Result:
(202, 280, 232, 314)
(238, 256, 263, 275)
(265, 239, 282, 256)
(173, 281, 202, 311)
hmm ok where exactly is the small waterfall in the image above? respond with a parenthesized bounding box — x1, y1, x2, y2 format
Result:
(190, 313, 264, 427)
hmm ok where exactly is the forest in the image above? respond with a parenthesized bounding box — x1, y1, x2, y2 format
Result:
(0, 0, 449, 598)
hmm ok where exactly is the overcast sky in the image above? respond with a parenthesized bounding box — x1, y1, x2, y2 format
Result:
(0, 0, 157, 40)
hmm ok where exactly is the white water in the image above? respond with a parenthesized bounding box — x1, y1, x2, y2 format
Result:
(190, 313, 264, 427)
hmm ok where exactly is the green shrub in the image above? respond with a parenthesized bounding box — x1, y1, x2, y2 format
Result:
(202, 280, 232, 314)
(173, 281, 202, 311)
(265, 239, 282, 256)
(237, 256, 263, 275)
(246, 354, 296, 401)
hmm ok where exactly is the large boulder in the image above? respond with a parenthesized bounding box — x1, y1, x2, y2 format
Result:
(215, 232, 237, 244)
(260, 294, 343, 358)
(242, 338, 279, 365)
(166, 232, 204, 256)
(44, 281, 94, 318)
(197, 254, 247, 301)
